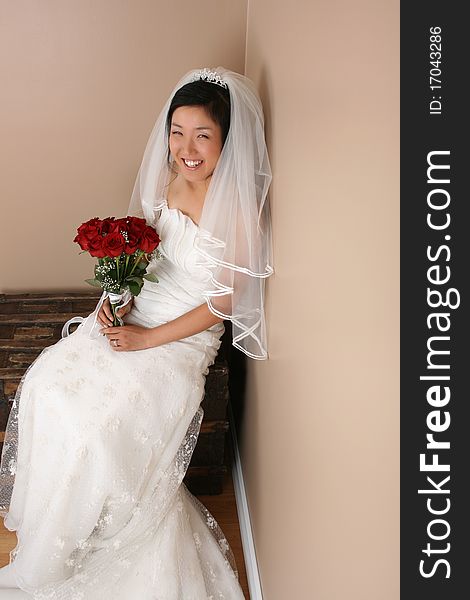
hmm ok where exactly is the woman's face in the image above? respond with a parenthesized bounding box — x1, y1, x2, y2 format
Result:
(169, 105, 223, 184)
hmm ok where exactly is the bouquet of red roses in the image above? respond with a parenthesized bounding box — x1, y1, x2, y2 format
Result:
(74, 216, 161, 326)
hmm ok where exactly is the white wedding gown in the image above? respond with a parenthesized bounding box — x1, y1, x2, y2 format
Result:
(0, 199, 246, 599)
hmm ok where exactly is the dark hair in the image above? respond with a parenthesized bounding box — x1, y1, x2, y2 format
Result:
(165, 80, 231, 165)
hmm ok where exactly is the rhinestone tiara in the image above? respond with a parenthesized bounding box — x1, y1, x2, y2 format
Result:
(189, 68, 228, 89)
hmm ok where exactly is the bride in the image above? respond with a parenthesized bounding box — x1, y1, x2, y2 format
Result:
(0, 66, 273, 599)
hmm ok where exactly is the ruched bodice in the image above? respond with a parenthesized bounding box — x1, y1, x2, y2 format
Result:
(155, 203, 205, 277)
(127, 200, 224, 340)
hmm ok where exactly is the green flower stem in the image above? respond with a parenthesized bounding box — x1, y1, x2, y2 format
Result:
(127, 251, 145, 277)
(115, 256, 120, 284)
(110, 301, 121, 327)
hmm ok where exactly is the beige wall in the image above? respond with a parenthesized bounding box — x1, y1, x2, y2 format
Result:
(243, 1, 399, 598)
(1, 1, 399, 598)
(0, 0, 246, 291)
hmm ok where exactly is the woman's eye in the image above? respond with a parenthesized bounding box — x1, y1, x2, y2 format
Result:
(171, 131, 208, 139)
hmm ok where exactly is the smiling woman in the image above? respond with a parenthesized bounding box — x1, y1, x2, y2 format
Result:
(162, 77, 230, 226)
(0, 66, 273, 598)
(167, 104, 223, 224)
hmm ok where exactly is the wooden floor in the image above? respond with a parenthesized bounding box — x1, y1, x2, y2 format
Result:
(0, 451, 250, 599)
(198, 466, 250, 598)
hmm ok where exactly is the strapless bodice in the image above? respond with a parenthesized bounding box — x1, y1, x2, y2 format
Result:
(126, 202, 224, 339)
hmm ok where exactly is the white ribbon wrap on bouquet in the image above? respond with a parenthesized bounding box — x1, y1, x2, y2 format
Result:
(61, 289, 133, 339)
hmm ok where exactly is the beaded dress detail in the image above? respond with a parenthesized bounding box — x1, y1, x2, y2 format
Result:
(0, 200, 245, 599)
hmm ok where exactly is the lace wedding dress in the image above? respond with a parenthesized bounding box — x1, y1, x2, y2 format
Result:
(0, 199, 246, 599)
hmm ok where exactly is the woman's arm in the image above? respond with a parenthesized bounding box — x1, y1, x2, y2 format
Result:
(100, 302, 224, 352)
(151, 301, 224, 345)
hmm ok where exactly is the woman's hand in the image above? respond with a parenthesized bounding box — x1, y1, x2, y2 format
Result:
(100, 324, 157, 352)
(97, 297, 134, 328)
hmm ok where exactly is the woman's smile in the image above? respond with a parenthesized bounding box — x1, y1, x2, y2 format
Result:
(182, 158, 204, 169)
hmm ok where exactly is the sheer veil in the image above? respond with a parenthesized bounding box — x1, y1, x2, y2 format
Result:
(128, 66, 274, 360)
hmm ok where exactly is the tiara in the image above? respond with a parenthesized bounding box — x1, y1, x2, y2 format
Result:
(189, 68, 228, 89)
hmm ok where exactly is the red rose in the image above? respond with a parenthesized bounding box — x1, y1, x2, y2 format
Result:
(127, 217, 148, 247)
(101, 217, 120, 235)
(101, 231, 126, 257)
(88, 236, 106, 258)
(127, 216, 147, 236)
(74, 232, 88, 251)
(139, 226, 160, 253)
(77, 217, 101, 232)
(74, 217, 102, 251)
(124, 233, 140, 255)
